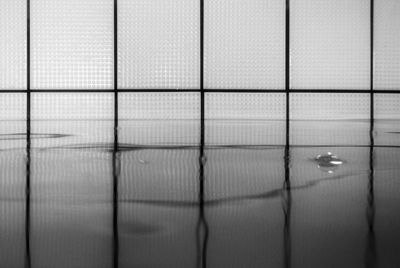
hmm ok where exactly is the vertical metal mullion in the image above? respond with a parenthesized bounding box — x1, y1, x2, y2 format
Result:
(197, 0, 208, 267)
(285, 0, 290, 147)
(25, 0, 31, 267)
(370, 0, 374, 143)
(113, 0, 119, 268)
(365, 0, 376, 266)
(283, 1, 292, 268)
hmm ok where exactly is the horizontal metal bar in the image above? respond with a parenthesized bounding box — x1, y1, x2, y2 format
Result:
(0, 89, 400, 94)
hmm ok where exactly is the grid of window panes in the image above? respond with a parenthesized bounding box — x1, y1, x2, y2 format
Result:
(1, 0, 399, 146)
(1, 1, 399, 267)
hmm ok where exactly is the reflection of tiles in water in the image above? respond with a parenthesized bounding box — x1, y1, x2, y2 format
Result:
(31, 120, 113, 149)
(204, 139, 285, 267)
(290, 120, 370, 146)
(0, 153, 25, 267)
(206, 120, 285, 146)
(1, 143, 400, 267)
(119, 204, 198, 268)
(30, 150, 112, 268)
(290, 146, 369, 268)
(0, 121, 27, 150)
(119, 149, 199, 202)
(374, 148, 400, 268)
(120, 120, 200, 146)
(205, 147, 284, 199)
(119, 148, 199, 268)
(374, 119, 400, 146)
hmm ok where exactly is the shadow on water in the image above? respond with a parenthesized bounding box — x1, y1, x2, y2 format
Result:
(117, 171, 361, 208)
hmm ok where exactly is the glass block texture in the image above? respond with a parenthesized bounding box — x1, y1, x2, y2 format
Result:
(205, 93, 286, 145)
(31, 93, 114, 148)
(204, 0, 285, 89)
(118, 0, 200, 89)
(374, 0, 400, 90)
(0, 94, 26, 150)
(0, 0, 26, 90)
(291, 0, 370, 90)
(31, 0, 114, 89)
(119, 93, 200, 145)
(374, 94, 400, 146)
(290, 94, 370, 145)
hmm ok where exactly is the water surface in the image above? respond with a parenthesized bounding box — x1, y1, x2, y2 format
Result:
(0, 119, 399, 268)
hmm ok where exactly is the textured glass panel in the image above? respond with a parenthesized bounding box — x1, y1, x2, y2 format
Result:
(0, 0, 26, 90)
(118, 0, 200, 89)
(119, 93, 200, 145)
(205, 0, 285, 89)
(119, 149, 198, 267)
(291, 147, 368, 267)
(31, 93, 114, 148)
(205, 148, 284, 267)
(375, 0, 400, 90)
(290, 93, 370, 145)
(374, 94, 400, 146)
(31, 0, 113, 89)
(0, 94, 26, 150)
(30, 93, 113, 268)
(205, 93, 285, 145)
(375, 148, 400, 267)
(291, 0, 370, 89)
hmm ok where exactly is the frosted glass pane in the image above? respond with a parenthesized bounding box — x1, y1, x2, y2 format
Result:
(291, 0, 370, 90)
(118, 0, 200, 89)
(31, 0, 113, 89)
(0, 94, 26, 121)
(290, 93, 370, 145)
(31, 93, 114, 148)
(375, 0, 400, 90)
(119, 93, 200, 145)
(205, 0, 285, 89)
(205, 93, 286, 145)
(0, 0, 26, 90)
(0, 94, 26, 150)
(374, 94, 400, 146)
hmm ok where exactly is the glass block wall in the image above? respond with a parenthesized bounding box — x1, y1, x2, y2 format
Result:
(1, 0, 399, 148)
(0, 1, 399, 267)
